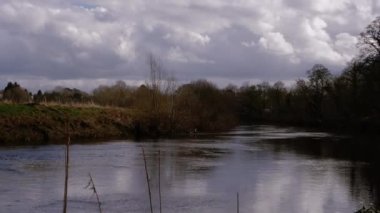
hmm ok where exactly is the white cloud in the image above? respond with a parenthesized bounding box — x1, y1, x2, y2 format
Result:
(60, 24, 102, 48)
(303, 40, 344, 64)
(0, 2, 48, 33)
(259, 32, 294, 55)
(334, 33, 358, 62)
(301, 17, 330, 42)
(0, 0, 379, 90)
(116, 35, 136, 60)
(167, 46, 214, 64)
(241, 41, 255, 47)
(311, 0, 350, 12)
(164, 29, 210, 46)
(352, 0, 375, 20)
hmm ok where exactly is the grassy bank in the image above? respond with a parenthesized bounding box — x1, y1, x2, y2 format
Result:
(0, 103, 134, 145)
(0, 101, 239, 145)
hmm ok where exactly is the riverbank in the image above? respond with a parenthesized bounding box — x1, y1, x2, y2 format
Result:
(1, 102, 379, 146)
(0, 103, 134, 145)
(253, 115, 380, 137)
(0, 102, 237, 145)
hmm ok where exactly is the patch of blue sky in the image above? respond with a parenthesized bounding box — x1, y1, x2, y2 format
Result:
(70, 0, 98, 10)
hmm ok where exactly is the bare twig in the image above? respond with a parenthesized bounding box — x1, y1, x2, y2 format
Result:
(63, 135, 70, 213)
(142, 147, 154, 213)
(237, 192, 239, 213)
(158, 150, 162, 213)
(85, 173, 102, 213)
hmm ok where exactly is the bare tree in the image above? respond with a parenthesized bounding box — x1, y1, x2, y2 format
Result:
(147, 54, 165, 112)
(145, 53, 177, 134)
(307, 64, 332, 120)
(165, 74, 177, 133)
(358, 16, 380, 58)
(307, 64, 332, 95)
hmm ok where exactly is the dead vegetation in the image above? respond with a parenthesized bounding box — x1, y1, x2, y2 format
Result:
(0, 103, 133, 145)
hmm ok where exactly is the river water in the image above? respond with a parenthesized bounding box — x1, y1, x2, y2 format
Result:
(0, 125, 379, 213)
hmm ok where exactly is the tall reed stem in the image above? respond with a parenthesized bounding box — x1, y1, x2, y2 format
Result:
(237, 192, 239, 213)
(63, 135, 70, 213)
(87, 173, 102, 213)
(158, 150, 162, 213)
(142, 147, 154, 213)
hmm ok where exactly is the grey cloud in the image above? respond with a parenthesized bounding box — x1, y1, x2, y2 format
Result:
(0, 0, 379, 91)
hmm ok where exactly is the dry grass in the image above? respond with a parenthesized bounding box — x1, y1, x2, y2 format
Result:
(0, 102, 134, 145)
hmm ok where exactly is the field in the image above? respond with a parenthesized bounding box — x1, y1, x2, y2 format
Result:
(0, 103, 133, 145)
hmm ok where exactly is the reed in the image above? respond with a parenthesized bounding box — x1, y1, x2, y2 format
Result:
(85, 173, 102, 213)
(237, 192, 239, 213)
(142, 147, 154, 213)
(158, 150, 162, 213)
(63, 135, 70, 213)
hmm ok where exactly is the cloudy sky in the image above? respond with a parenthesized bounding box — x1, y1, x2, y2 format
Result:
(0, 0, 379, 92)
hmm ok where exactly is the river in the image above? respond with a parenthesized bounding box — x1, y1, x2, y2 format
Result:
(0, 125, 379, 213)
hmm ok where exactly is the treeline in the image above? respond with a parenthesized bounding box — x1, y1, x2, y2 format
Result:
(1, 17, 380, 135)
(0, 56, 240, 135)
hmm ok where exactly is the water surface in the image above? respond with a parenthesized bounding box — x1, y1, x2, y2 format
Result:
(0, 125, 378, 212)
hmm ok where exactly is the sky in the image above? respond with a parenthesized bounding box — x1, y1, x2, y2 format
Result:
(0, 0, 379, 92)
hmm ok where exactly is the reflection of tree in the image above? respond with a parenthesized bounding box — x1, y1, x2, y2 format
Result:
(349, 162, 380, 208)
(140, 141, 230, 191)
(260, 136, 380, 208)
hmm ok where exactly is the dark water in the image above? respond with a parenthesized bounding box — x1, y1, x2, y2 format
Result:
(0, 125, 379, 213)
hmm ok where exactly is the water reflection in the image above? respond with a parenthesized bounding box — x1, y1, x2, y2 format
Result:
(0, 125, 379, 212)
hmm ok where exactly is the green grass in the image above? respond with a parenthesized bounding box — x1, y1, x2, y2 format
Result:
(0, 102, 134, 145)
(0, 102, 121, 117)
(0, 103, 37, 116)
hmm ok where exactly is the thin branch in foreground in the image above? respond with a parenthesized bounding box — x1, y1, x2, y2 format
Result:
(142, 147, 154, 213)
(237, 192, 239, 213)
(158, 150, 162, 213)
(63, 135, 70, 213)
(85, 173, 102, 213)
